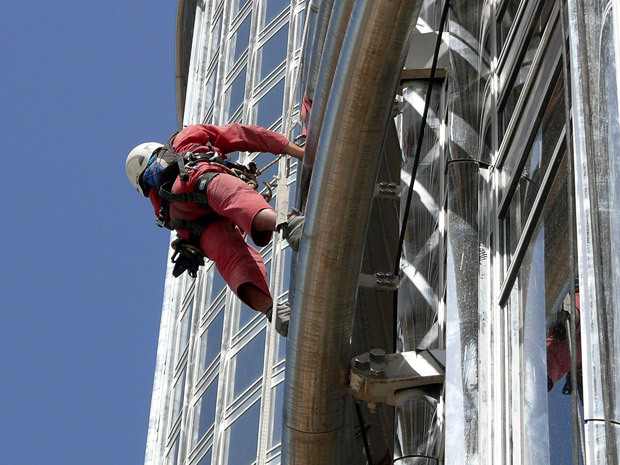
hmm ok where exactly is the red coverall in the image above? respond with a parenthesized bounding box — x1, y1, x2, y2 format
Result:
(546, 292, 582, 388)
(148, 124, 290, 310)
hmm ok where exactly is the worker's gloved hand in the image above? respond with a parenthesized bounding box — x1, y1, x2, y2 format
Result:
(278, 212, 304, 252)
(266, 301, 291, 337)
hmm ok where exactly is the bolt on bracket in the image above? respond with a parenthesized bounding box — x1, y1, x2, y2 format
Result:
(348, 349, 445, 406)
(374, 181, 402, 201)
(358, 272, 400, 291)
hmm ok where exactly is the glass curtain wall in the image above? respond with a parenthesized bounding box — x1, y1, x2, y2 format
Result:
(144, 2, 305, 465)
(445, 0, 586, 464)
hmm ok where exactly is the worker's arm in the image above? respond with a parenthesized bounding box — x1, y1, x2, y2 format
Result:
(283, 142, 304, 160)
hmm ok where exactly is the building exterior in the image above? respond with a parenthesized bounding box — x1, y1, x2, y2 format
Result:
(143, 2, 304, 465)
(144, 1, 620, 464)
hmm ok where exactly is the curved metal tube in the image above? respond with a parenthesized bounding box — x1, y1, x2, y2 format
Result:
(296, 0, 356, 213)
(283, 1, 424, 463)
(174, 0, 198, 129)
(302, 0, 335, 104)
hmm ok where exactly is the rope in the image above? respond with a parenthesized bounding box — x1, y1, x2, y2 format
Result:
(355, 402, 373, 464)
(392, 0, 450, 353)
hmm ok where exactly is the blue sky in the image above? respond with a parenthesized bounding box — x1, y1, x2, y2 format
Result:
(1, 2, 178, 463)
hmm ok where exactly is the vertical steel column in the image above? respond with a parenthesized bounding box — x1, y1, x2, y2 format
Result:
(443, 1, 488, 464)
(566, 0, 620, 463)
(282, 1, 423, 463)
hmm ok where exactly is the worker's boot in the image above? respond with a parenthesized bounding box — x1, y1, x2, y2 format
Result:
(266, 302, 291, 337)
(279, 213, 304, 252)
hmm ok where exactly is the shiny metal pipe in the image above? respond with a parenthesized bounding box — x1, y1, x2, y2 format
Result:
(303, 0, 335, 104)
(298, 0, 322, 102)
(283, 1, 424, 463)
(174, 0, 198, 129)
(296, 0, 355, 213)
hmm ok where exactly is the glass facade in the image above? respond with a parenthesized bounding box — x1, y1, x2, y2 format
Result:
(145, 1, 620, 464)
(144, 2, 305, 465)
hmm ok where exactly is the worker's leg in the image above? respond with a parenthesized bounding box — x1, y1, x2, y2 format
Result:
(238, 283, 273, 313)
(206, 173, 275, 246)
(200, 219, 272, 313)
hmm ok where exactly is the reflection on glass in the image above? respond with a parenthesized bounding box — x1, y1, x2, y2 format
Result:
(211, 265, 228, 304)
(233, 330, 266, 397)
(166, 435, 180, 465)
(211, 14, 223, 59)
(227, 401, 261, 465)
(259, 25, 289, 81)
(197, 449, 212, 465)
(265, 0, 289, 25)
(171, 367, 187, 424)
(504, 78, 565, 260)
(192, 378, 219, 448)
(239, 302, 258, 330)
(204, 66, 218, 116)
(497, 0, 521, 52)
(226, 67, 247, 119)
(233, 0, 251, 16)
(507, 153, 574, 463)
(232, 14, 252, 63)
(278, 330, 287, 361)
(256, 80, 285, 129)
(179, 301, 193, 355)
(500, 0, 555, 137)
(198, 311, 225, 377)
(270, 383, 284, 448)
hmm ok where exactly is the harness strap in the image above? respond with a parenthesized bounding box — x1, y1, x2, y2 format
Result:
(165, 213, 224, 245)
(158, 171, 220, 207)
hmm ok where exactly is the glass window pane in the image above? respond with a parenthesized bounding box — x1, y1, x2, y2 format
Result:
(199, 310, 225, 376)
(179, 300, 193, 354)
(239, 302, 258, 330)
(227, 402, 261, 465)
(270, 383, 284, 448)
(233, 330, 266, 397)
(211, 14, 223, 59)
(226, 66, 247, 119)
(265, 0, 289, 25)
(499, 0, 555, 137)
(259, 24, 289, 81)
(232, 14, 252, 63)
(507, 153, 575, 463)
(192, 378, 219, 448)
(197, 449, 212, 465)
(504, 78, 565, 260)
(166, 436, 180, 465)
(211, 265, 228, 304)
(171, 367, 187, 423)
(233, 0, 251, 15)
(497, 0, 521, 52)
(203, 65, 219, 116)
(256, 80, 285, 129)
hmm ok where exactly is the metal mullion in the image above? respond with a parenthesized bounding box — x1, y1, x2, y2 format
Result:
(496, 0, 542, 83)
(498, 127, 566, 306)
(496, 5, 560, 169)
(497, 57, 562, 219)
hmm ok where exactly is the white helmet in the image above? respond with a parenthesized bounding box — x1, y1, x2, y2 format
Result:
(126, 142, 163, 194)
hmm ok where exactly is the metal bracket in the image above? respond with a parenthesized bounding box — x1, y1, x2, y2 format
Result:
(358, 272, 400, 291)
(374, 181, 402, 201)
(348, 349, 445, 406)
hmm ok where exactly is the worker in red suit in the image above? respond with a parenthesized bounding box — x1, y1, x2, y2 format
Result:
(546, 286, 582, 392)
(126, 123, 305, 336)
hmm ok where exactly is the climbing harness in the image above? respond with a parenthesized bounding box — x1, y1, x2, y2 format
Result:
(141, 132, 282, 277)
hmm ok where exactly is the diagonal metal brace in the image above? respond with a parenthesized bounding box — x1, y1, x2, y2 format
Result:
(348, 349, 445, 406)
